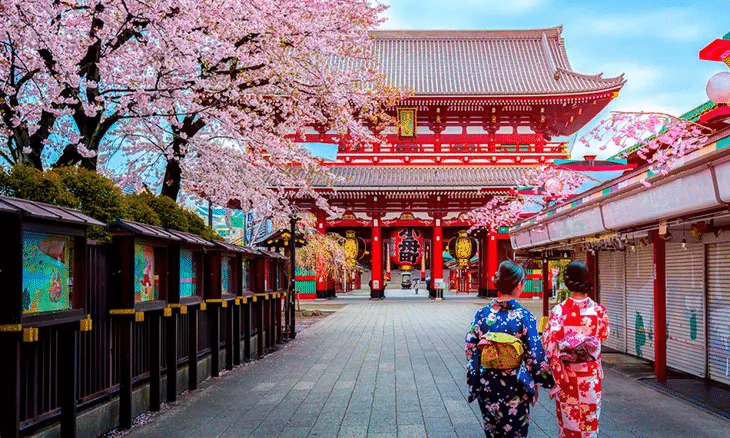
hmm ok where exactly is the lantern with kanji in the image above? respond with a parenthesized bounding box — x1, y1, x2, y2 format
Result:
(343, 230, 366, 264)
(390, 228, 423, 271)
(448, 230, 477, 268)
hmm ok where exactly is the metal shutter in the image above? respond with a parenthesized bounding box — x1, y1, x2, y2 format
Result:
(708, 242, 730, 385)
(599, 251, 626, 352)
(666, 243, 706, 377)
(625, 246, 655, 360)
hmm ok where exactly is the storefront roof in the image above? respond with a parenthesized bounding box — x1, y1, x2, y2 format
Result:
(510, 129, 730, 250)
(0, 195, 105, 227)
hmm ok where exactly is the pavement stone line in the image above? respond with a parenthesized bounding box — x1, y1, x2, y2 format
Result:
(120, 296, 730, 438)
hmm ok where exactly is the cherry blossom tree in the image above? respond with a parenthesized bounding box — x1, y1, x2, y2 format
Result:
(295, 231, 352, 282)
(468, 109, 713, 231)
(578, 111, 711, 185)
(2, 0, 402, 222)
(468, 165, 586, 231)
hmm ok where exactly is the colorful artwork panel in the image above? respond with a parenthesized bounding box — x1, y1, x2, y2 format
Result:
(221, 256, 232, 295)
(22, 232, 72, 314)
(242, 260, 250, 291)
(180, 249, 197, 298)
(134, 244, 158, 302)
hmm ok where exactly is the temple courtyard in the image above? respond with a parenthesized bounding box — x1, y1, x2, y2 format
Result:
(118, 293, 730, 438)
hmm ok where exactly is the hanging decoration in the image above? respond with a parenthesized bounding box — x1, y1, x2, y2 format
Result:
(343, 230, 366, 263)
(390, 228, 423, 270)
(448, 230, 477, 268)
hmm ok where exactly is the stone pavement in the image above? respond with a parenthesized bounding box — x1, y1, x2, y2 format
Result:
(120, 292, 730, 438)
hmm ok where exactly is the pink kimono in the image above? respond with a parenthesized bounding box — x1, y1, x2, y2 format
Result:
(542, 297, 610, 438)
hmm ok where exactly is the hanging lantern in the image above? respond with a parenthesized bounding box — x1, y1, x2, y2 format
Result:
(343, 230, 366, 261)
(448, 230, 477, 268)
(390, 228, 423, 269)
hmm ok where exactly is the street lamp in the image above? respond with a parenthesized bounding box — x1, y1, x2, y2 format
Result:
(706, 71, 730, 104)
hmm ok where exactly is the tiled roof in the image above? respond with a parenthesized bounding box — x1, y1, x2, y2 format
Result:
(110, 219, 214, 246)
(315, 166, 531, 189)
(0, 195, 105, 226)
(368, 27, 625, 96)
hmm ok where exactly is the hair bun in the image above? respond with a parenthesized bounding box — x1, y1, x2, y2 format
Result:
(494, 260, 525, 294)
(563, 261, 593, 293)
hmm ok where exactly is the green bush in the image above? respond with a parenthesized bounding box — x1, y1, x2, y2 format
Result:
(0, 164, 223, 241)
(145, 194, 190, 232)
(54, 166, 127, 225)
(123, 192, 162, 227)
(0, 165, 77, 207)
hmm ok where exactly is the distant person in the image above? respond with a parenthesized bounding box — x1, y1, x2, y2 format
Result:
(542, 261, 610, 438)
(465, 260, 554, 437)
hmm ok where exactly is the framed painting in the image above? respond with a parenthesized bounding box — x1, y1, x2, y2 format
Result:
(134, 243, 159, 302)
(22, 232, 73, 314)
(180, 249, 197, 298)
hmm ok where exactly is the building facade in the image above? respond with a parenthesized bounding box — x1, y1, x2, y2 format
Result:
(291, 27, 625, 298)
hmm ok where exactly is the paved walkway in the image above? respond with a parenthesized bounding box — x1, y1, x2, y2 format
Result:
(120, 293, 730, 437)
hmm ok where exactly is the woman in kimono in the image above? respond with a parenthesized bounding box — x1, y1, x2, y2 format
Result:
(465, 260, 554, 438)
(542, 261, 610, 438)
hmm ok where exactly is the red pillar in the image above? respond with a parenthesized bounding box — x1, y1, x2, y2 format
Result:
(652, 230, 667, 383)
(432, 220, 443, 299)
(479, 235, 489, 297)
(370, 219, 383, 299)
(542, 256, 550, 324)
(586, 250, 597, 301)
(315, 211, 327, 299)
(487, 230, 498, 296)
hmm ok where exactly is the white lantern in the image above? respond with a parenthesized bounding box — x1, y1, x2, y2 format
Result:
(706, 71, 730, 104)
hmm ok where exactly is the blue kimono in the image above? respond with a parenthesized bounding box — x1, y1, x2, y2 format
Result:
(465, 299, 554, 438)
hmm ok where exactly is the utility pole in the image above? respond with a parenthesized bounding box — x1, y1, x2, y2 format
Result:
(288, 214, 297, 338)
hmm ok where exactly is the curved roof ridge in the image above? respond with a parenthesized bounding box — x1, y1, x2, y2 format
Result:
(369, 27, 564, 40)
(557, 67, 626, 85)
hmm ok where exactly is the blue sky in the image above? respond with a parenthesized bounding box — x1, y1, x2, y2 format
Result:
(308, 1, 729, 160)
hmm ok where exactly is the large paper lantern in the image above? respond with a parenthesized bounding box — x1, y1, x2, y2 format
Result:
(390, 228, 423, 270)
(343, 230, 366, 262)
(448, 230, 477, 268)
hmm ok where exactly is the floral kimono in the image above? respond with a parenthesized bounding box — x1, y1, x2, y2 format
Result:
(542, 297, 610, 438)
(465, 299, 554, 438)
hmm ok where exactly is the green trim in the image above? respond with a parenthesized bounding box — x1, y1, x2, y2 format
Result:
(717, 136, 730, 150)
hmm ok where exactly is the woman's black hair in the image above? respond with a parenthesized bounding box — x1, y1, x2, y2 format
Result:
(493, 260, 525, 294)
(563, 260, 593, 293)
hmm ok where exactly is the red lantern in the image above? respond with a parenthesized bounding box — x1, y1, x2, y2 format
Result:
(390, 228, 423, 269)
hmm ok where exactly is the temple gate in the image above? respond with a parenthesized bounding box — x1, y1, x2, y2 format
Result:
(289, 27, 624, 298)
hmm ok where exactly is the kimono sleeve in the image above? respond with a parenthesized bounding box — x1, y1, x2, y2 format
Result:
(465, 309, 484, 361)
(596, 303, 610, 343)
(542, 305, 571, 393)
(522, 312, 554, 388)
